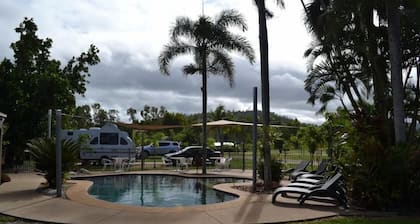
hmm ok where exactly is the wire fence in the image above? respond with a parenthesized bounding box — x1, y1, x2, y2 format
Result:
(19, 148, 329, 173)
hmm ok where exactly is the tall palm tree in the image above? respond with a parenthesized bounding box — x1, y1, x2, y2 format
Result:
(386, 0, 406, 143)
(301, 0, 410, 144)
(212, 104, 226, 153)
(126, 107, 138, 124)
(254, 0, 284, 191)
(159, 10, 255, 174)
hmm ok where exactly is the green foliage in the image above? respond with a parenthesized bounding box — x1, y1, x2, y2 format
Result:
(0, 18, 99, 167)
(298, 126, 323, 162)
(303, 0, 420, 145)
(27, 138, 80, 188)
(140, 105, 166, 124)
(0, 214, 17, 222)
(257, 155, 283, 182)
(0, 173, 11, 184)
(322, 110, 420, 209)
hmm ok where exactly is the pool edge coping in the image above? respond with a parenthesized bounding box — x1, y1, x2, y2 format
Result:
(66, 171, 254, 213)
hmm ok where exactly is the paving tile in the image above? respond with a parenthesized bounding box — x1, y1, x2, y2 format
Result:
(0, 172, 340, 224)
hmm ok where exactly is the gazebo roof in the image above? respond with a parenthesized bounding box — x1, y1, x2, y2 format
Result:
(116, 122, 183, 131)
(192, 119, 298, 128)
(116, 119, 298, 131)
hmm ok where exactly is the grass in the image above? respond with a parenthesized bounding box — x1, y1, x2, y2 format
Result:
(296, 217, 420, 224)
(0, 214, 16, 223)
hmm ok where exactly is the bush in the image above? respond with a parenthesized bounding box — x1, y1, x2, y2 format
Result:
(258, 156, 283, 183)
(27, 138, 80, 188)
(1, 173, 11, 184)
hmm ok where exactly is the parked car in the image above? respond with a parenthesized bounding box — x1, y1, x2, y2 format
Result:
(137, 140, 180, 157)
(163, 146, 221, 166)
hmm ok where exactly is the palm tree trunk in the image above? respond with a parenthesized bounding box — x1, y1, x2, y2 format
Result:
(257, 0, 272, 191)
(387, 0, 406, 144)
(202, 48, 208, 174)
(362, 4, 392, 146)
(408, 61, 419, 142)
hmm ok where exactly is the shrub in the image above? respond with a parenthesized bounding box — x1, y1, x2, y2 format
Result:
(258, 156, 283, 183)
(1, 173, 11, 184)
(27, 138, 80, 188)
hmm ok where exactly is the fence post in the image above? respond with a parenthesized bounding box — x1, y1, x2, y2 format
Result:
(252, 87, 258, 192)
(55, 110, 62, 197)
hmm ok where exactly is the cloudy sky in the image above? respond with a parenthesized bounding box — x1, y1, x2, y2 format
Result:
(0, 0, 325, 123)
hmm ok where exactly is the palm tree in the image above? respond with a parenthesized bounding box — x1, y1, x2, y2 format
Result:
(254, 0, 284, 191)
(212, 104, 226, 154)
(301, 0, 392, 145)
(386, 0, 406, 143)
(126, 107, 138, 124)
(159, 10, 255, 174)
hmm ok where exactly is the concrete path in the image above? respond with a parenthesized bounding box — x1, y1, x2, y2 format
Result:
(0, 171, 340, 224)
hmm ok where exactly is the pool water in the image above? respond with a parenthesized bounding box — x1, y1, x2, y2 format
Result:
(85, 175, 245, 207)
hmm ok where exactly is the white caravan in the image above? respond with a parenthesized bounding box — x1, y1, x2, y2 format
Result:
(62, 123, 136, 162)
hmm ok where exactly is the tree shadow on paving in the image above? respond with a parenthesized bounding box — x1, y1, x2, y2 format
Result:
(233, 193, 266, 223)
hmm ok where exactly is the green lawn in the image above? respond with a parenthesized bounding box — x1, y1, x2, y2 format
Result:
(0, 214, 16, 223)
(296, 217, 420, 224)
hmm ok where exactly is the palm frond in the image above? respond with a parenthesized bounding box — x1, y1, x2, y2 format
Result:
(158, 41, 195, 75)
(171, 17, 195, 42)
(208, 49, 234, 87)
(214, 33, 255, 63)
(215, 9, 247, 31)
(276, 0, 285, 9)
(182, 64, 200, 75)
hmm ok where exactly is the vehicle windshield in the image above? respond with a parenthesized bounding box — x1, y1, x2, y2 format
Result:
(127, 136, 134, 143)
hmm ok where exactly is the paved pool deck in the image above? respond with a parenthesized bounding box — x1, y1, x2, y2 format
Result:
(0, 170, 342, 224)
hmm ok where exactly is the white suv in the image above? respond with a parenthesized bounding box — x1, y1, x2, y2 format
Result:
(137, 140, 180, 157)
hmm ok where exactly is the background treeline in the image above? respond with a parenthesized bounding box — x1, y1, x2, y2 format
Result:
(64, 103, 304, 149)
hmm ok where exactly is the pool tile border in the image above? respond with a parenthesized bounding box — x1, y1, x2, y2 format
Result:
(66, 171, 253, 213)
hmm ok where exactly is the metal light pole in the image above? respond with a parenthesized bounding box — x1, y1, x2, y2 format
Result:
(48, 109, 52, 138)
(0, 112, 7, 182)
(55, 110, 62, 197)
(252, 87, 258, 192)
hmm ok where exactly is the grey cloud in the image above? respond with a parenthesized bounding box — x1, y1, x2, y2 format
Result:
(78, 51, 319, 122)
(1, 0, 323, 123)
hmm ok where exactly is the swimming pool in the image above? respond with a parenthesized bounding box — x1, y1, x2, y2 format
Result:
(84, 175, 246, 207)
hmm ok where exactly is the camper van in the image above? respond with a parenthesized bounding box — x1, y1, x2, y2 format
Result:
(62, 123, 136, 162)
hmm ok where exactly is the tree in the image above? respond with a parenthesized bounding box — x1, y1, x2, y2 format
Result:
(299, 126, 323, 164)
(386, 0, 406, 143)
(301, 0, 419, 146)
(126, 107, 138, 123)
(159, 9, 255, 174)
(108, 109, 120, 122)
(140, 105, 166, 124)
(211, 104, 226, 151)
(67, 104, 93, 129)
(254, 0, 284, 191)
(0, 18, 99, 166)
(300, 0, 420, 209)
(91, 103, 108, 126)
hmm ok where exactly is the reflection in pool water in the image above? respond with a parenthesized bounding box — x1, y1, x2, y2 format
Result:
(85, 175, 245, 207)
